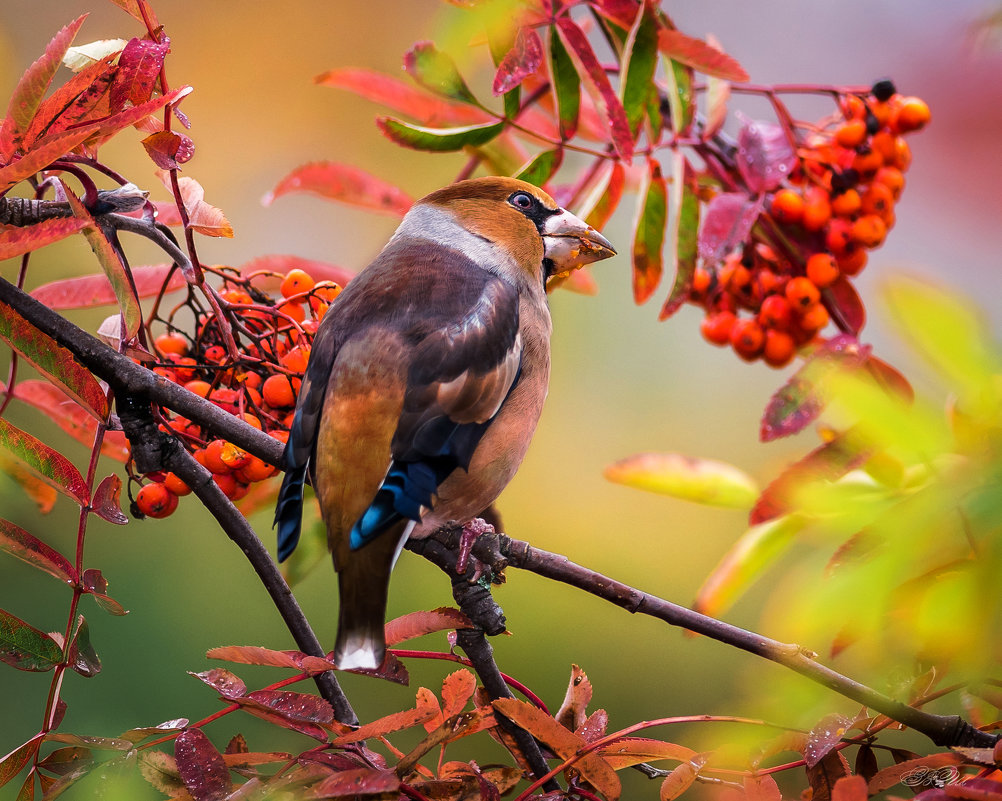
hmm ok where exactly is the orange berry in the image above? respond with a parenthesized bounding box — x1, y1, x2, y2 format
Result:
(209, 388, 241, 413)
(851, 214, 887, 248)
(758, 294, 794, 330)
(868, 99, 893, 127)
(302, 318, 321, 334)
(155, 332, 189, 357)
(869, 130, 897, 163)
(221, 288, 254, 305)
(730, 318, 765, 361)
(192, 448, 209, 469)
(763, 329, 796, 368)
(230, 482, 250, 502)
(700, 311, 737, 346)
(785, 277, 821, 310)
(851, 148, 883, 179)
(889, 138, 911, 171)
(168, 355, 198, 384)
(203, 345, 227, 363)
(219, 441, 251, 470)
(278, 300, 306, 324)
(874, 166, 905, 200)
(891, 96, 930, 134)
(212, 471, 238, 498)
(240, 413, 262, 431)
(834, 119, 867, 149)
(836, 248, 868, 277)
(235, 455, 278, 483)
(691, 266, 712, 296)
(825, 219, 855, 256)
(805, 253, 840, 289)
(203, 439, 232, 475)
(281, 345, 311, 374)
(799, 302, 830, 332)
(163, 472, 191, 497)
(830, 189, 861, 218)
(860, 182, 895, 218)
(842, 95, 866, 121)
(281, 269, 316, 299)
(262, 374, 298, 408)
(311, 280, 342, 303)
(801, 188, 832, 231)
(153, 367, 178, 384)
(770, 189, 805, 224)
(269, 429, 290, 444)
(241, 371, 263, 390)
(136, 483, 177, 519)
(184, 379, 212, 398)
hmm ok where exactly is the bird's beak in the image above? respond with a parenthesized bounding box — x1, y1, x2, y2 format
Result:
(542, 209, 616, 277)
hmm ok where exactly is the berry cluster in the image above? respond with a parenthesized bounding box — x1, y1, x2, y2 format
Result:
(695, 80, 929, 367)
(132, 268, 340, 518)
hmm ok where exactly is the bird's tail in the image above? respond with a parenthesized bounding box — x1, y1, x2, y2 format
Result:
(332, 520, 412, 670)
(274, 463, 307, 562)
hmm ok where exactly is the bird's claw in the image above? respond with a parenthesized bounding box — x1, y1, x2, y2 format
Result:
(456, 518, 495, 581)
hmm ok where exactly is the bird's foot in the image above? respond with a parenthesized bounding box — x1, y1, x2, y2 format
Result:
(456, 518, 495, 581)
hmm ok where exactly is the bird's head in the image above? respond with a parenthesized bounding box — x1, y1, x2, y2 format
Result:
(401, 176, 616, 289)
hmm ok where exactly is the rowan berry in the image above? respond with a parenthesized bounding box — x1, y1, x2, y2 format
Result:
(262, 374, 298, 408)
(805, 253, 840, 288)
(831, 189, 861, 218)
(860, 182, 895, 218)
(155, 332, 189, 356)
(801, 188, 832, 231)
(700, 311, 737, 346)
(209, 387, 241, 413)
(842, 94, 866, 120)
(730, 318, 765, 361)
(758, 294, 794, 330)
(219, 442, 251, 470)
(235, 455, 277, 483)
(240, 413, 262, 431)
(851, 214, 887, 248)
(203, 345, 227, 363)
(281, 346, 311, 374)
(834, 119, 867, 149)
(852, 148, 883, 179)
(770, 189, 805, 224)
(874, 166, 905, 200)
(168, 355, 198, 383)
(281, 269, 316, 299)
(889, 138, 911, 171)
(203, 439, 232, 474)
(269, 429, 290, 444)
(136, 483, 177, 519)
(184, 379, 212, 398)
(278, 300, 306, 324)
(311, 280, 342, 304)
(799, 302, 830, 332)
(221, 288, 254, 305)
(763, 329, 796, 368)
(691, 266, 713, 296)
(153, 366, 178, 384)
(163, 472, 191, 497)
(891, 96, 930, 134)
(785, 277, 821, 310)
(212, 471, 238, 498)
(836, 248, 868, 277)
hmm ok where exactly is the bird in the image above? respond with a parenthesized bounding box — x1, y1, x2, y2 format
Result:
(274, 176, 615, 670)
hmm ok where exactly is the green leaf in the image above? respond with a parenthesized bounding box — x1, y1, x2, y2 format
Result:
(548, 25, 580, 141)
(0, 608, 62, 672)
(631, 158, 667, 304)
(514, 148, 563, 187)
(620, 2, 659, 137)
(377, 117, 505, 152)
(660, 151, 700, 320)
(0, 300, 108, 420)
(0, 518, 77, 585)
(404, 42, 480, 106)
(693, 515, 805, 617)
(0, 417, 89, 506)
(664, 58, 694, 135)
(604, 451, 759, 508)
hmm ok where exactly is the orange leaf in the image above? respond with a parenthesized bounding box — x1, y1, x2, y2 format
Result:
(441, 669, 477, 719)
(0, 453, 57, 514)
(384, 607, 473, 646)
(868, 753, 966, 794)
(156, 172, 233, 238)
(555, 664, 593, 732)
(745, 774, 782, 801)
(599, 737, 697, 770)
(262, 161, 413, 217)
(832, 775, 868, 801)
(0, 218, 88, 262)
(333, 686, 440, 745)
(657, 29, 749, 82)
(105, 0, 160, 27)
(205, 644, 336, 676)
(660, 762, 697, 801)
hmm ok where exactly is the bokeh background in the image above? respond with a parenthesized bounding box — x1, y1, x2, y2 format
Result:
(0, 1, 1000, 798)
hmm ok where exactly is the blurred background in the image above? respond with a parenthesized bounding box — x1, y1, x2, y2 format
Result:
(0, 1, 1000, 798)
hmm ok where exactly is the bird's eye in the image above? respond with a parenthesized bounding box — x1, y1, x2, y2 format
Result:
(509, 192, 534, 210)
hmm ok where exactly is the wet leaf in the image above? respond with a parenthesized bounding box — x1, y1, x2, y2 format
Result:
(599, 738, 697, 770)
(805, 714, 853, 768)
(174, 729, 232, 801)
(693, 515, 805, 617)
(137, 750, 183, 796)
(555, 664, 592, 732)
(333, 686, 440, 745)
(576, 708, 608, 744)
(824, 275, 866, 336)
(313, 767, 400, 798)
(68, 615, 101, 677)
(606, 451, 758, 507)
(556, 17, 633, 161)
(262, 161, 413, 217)
(657, 29, 749, 82)
(190, 668, 247, 699)
(245, 689, 334, 725)
(620, 3, 659, 136)
(514, 148, 563, 187)
(32, 263, 186, 309)
(141, 131, 194, 170)
(42, 732, 130, 750)
(82, 568, 128, 616)
(206, 644, 335, 675)
(121, 719, 188, 744)
(631, 158, 667, 304)
(0, 518, 76, 585)
(377, 117, 504, 152)
(736, 117, 796, 193)
(37, 746, 93, 777)
(0, 417, 89, 507)
(109, 37, 169, 111)
(24, 57, 118, 147)
(698, 192, 762, 262)
(0, 218, 87, 261)
(0, 608, 62, 672)
(92, 474, 128, 524)
(548, 26, 580, 141)
(660, 151, 700, 320)
(81, 84, 191, 147)
(405, 42, 480, 106)
(808, 750, 850, 801)
(384, 607, 474, 646)
(493, 27, 544, 96)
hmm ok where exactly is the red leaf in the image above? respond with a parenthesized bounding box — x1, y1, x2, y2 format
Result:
(864, 355, 914, 403)
(493, 27, 544, 96)
(745, 774, 783, 801)
(81, 568, 128, 616)
(0, 518, 77, 585)
(555, 18, 633, 162)
(174, 729, 232, 801)
(68, 614, 101, 677)
(384, 607, 474, 646)
(631, 158, 667, 304)
(868, 753, 966, 795)
(0, 299, 109, 420)
(313, 767, 401, 798)
(804, 714, 853, 768)
(93, 474, 128, 525)
(14, 381, 130, 462)
(110, 38, 169, 111)
(0, 608, 62, 672)
(0, 736, 42, 791)
(660, 762, 698, 801)
(84, 85, 192, 147)
(23, 56, 118, 149)
(0, 417, 89, 506)
(334, 687, 440, 745)
(736, 117, 797, 193)
(190, 668, 247, 700)
(236, 255, 355, 289)
(206, 644, 335, 675)
(582, 161, 625, 230)
(823, 275, 866, 336)
(245, 690, 335, 725)
(315, 67, 489, 127)
(262, 161, 413, 217)
(750, 429, 870, 524)
(698, 192, 763, 262)
(592, 0, 642, 29)
(808, 750, 850, 801)
(657, 29, 749, 82)
(106, 0, 159, 26)
(0, 218, 88, 262)
(32, 263, 186, 309)
(0, 16, 88, 160)
(141, 131, 194, 170)
(833, 775, 869, 801)
(236, 697, 330, 741)
(0, 127, 101, 193)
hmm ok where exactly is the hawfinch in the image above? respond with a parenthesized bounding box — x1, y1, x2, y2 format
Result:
(274, 176, 615, 670)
